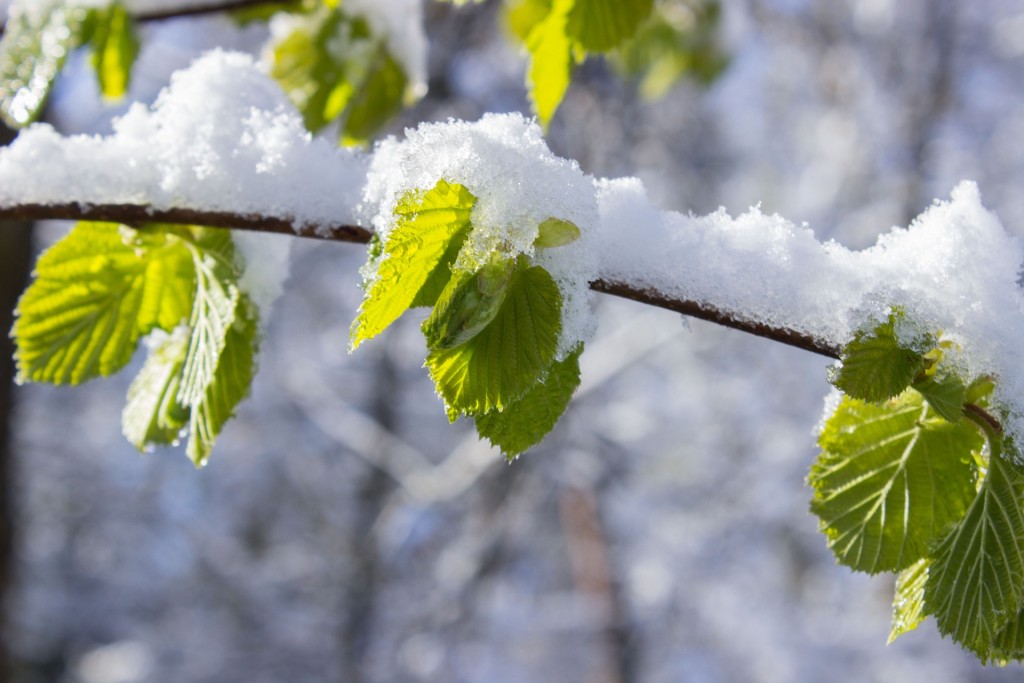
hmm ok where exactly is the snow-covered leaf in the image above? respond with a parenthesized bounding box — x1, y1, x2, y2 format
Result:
(0, 2, 95, 127)
(270, 5, 410, 143)
(122, 328, 190, 450)
(833, 314, 925, 403)
(889, 558, 929, 644)
(352, 179, 476, 348)
(187, 297, 259, 466)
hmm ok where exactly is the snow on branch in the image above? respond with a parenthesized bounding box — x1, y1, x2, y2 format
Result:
(3, 52, 1024, 402)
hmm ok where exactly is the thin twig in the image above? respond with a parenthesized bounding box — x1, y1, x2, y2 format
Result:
(0, 201, 841, 359)
(135, 0, 301, 24)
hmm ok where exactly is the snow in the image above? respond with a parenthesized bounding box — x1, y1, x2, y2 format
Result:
(3, 49, 1024, 439)
(597, 177, 1024, 448)
(363, 113, 601, 358)
(0, 50, 367, 231)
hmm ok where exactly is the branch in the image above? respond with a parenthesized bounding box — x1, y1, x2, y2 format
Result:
(134, 0, 301, 24)
(0, 202, 841, 359)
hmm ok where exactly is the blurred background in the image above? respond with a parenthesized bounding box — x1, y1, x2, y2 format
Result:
(4, 0, 1024, 681)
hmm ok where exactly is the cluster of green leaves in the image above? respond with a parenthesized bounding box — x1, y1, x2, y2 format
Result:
(13, 222, 259, 466)
(810, 311, 1024, 662)
(0, 0, 140, 127)
(263, 0, 416, 145)
(495, 0, 727, 127)
(350, 179, 583, 458)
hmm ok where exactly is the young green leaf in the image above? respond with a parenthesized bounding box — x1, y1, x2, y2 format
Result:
(187, 298, 259, 466)
(475, 345, 582, 459)
(422, 256, 516, 350)
(832, 315, 926, 402)
(0, 2, 96, 127)
(925, 440, 1024, 655)
(122, 328, 191, 450)
(810, 392, 981, 573)
(990, 607, 1024, 662)
(339, 49, 409, 145)
(525, 0, 575, 128)
(565, 0, 653, 52)
(504, 0, 554, 43)
(534, 217, 581, 249)
(612, 0, 729, 99)
(913, 373, 966, 423)
(351, 180, 476, 348)
(889, 558, 929, 644)
(14, 222, 194, 385)
(179, 231, 242, 408)
(88, 2, 140, 101)
(270, 6, 411, 143)
(426, 258, 562, 415)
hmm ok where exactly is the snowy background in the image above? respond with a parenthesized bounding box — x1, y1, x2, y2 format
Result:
(7, 0, 1024, 681)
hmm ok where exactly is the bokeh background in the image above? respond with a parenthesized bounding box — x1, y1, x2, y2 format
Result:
(4, 0, 1024, 681)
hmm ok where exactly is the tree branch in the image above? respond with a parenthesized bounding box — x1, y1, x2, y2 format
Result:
(0, 202, 841, 360)
(134, 0, 301, 24)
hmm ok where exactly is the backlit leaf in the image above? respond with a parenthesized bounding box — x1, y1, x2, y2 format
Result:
(925, 440, 1024, 655)
(810, 391, 981, 573)
(88, 2, 140, 100)
(0, 2, 95, 127)
(475, 345, 581, 459)
(566, 0, 653, 52)
(351, 179, 476, 348)
(833, 314, 926, 403)
(889, 559, 929, 644)
(426, 257, 562, 415)
(14, 222, 194, 385)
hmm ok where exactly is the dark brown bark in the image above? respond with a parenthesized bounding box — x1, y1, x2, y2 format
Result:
(0, 126, 32, 683)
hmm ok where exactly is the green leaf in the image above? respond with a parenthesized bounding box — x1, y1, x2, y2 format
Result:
(525, 0, 575, 129)
(966, 375, 996, 406)
(422, 256, 516, 350)
(270, 6, 411, 142)
(925, 440, 1024, 655)
(187, 297, 259, 466)
(14, 222, 194, 385)
(0, 3, 96, 127)
(409, 222, 470, 309)
(534, 217, 581, 249)
(88, 2, 139, 100)
(475, 345, 582, 459)
(179, 231, 241, 408)
(990, 607, 1024, 662)
(566, 0, 653, 52)
(122, 328, 191, 450)
(612, 0, 729, 99)
(913, 373, 966, 423)
(339, 49, 408, 145)
(809, 391, 981, 573)
(351, 179, 476, 348)
(833, 315, 926, 403)
(504, 0, 554, 42)
(426, 258, 562, 415)
(889, 558, 930, 644)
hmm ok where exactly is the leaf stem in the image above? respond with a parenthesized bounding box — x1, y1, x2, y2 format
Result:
(964, 402, 1004, 439)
